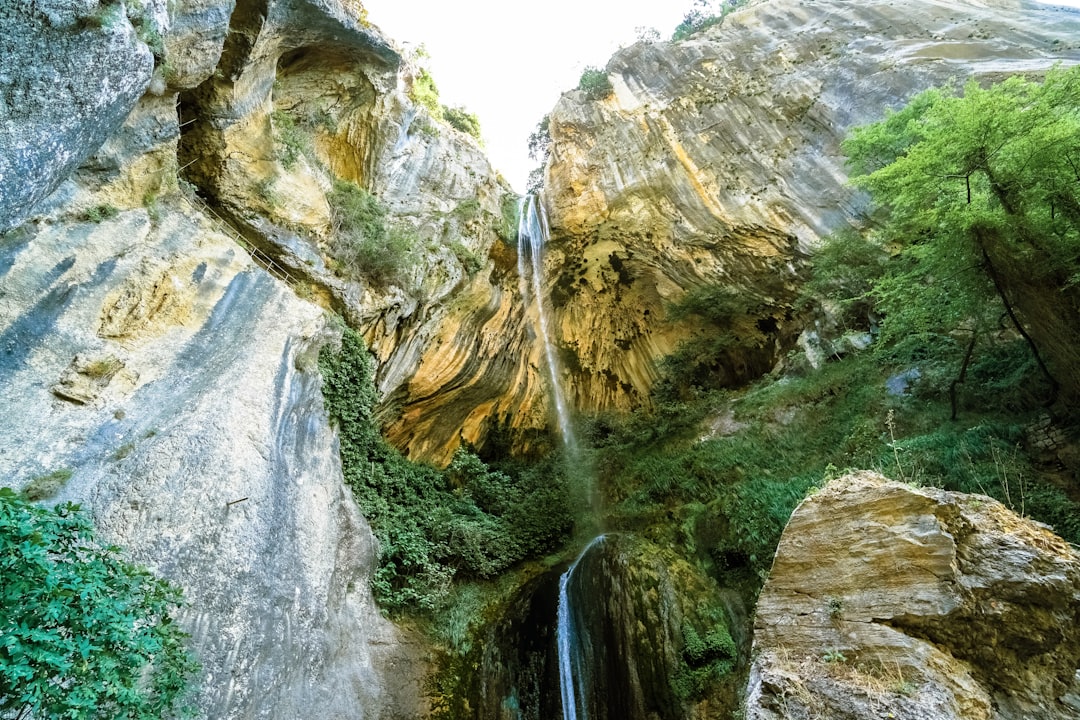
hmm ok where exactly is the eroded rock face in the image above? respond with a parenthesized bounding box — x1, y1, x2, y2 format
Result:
(0, 0, 156, 231)
(0, 204, 428, 719)
(747, 471, 1080, 720)
(543, 0, 1080, 414)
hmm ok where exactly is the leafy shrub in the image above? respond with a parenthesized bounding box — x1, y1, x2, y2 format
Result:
(319, 326, 572, 612)
(327, 180, 416, 287)
(0, 489, 199, 719)
(442, 106, 482, 140)
(411, 69, 443, 120)
(577, 67, 612, 101)
(271, 110, 310, 170)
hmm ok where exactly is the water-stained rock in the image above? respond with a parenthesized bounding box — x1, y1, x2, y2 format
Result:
(747, 471, 1080, 720)
(0, 202, 428, 719)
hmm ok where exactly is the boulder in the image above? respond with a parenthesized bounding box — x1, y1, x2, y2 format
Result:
(747, 471, 1080, 720)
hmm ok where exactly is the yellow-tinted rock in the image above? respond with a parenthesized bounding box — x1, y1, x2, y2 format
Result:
(747, 471, 1080, 720)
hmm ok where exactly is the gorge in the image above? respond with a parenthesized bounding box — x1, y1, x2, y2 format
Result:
(2, 0, 1080, 719)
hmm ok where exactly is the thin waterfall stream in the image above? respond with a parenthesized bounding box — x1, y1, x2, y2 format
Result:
(516, 194, 605, 720)
(516, 194, 578, 455)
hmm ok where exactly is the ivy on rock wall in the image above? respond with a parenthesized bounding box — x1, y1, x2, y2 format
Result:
(318, 324, 573, 612)
(0, 489, 199, 720)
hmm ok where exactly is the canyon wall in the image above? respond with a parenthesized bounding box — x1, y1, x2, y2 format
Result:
(542, 0, 1080, 414)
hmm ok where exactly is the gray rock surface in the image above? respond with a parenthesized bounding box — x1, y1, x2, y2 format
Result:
(747, 471, 1080, 720)
(0, 0, 156, 231)
(0, 202, 428, 719)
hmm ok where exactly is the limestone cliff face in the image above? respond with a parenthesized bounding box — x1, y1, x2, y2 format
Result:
(542, 0, 1080, 413)
(0, 203, 427, 719)
(747, 472, 1080, 720)
(169, 0, 544, 463)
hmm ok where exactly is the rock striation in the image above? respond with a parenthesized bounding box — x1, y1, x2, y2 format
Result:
(542, 0, 1080, 414)
(0, 204, 428, 719)
(747, 471, 1080, 720)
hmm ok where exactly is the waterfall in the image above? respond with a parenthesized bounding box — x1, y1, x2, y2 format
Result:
(517, 194, 577, 453)
(557, 535, 605, 720)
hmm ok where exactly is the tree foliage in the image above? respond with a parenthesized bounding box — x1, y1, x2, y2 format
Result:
(0, 489, 198, 720)
(840, 65, 1080, 407)
(577, 67, 613, 101)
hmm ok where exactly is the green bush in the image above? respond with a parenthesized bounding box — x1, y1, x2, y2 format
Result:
(442, 106, 482, 140)
(411, 69, 443, 120)
(674, 621, 736, 699)
(577, 67, 613, 100)
(0, 489, 199, 719)
(271, 110, 310, 170)
(327, 180, 416, 287)
(319, 326, 572, 612)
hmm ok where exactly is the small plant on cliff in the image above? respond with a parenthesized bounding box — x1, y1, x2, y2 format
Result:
(271, 110, 311, 170)
(577, 66, 613, 101)
(82, 204, 120, 223)
(0, 488, 199, 719)
(442, 105, 482, 141)
(19, 469, 73, 502)
(410, 68, 444, 121)
(327, 180, 416, 287)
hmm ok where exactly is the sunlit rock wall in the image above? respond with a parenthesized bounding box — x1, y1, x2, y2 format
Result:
(747, 471, 1080, 719)
(543, 0, 1080, 413)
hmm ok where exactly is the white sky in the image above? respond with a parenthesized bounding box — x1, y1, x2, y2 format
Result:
(361, 0, 694, 193)
(362, 0, 1080, 194)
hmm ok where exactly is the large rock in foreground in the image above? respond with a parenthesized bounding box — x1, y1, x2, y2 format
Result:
(748, 471, 1080, 720)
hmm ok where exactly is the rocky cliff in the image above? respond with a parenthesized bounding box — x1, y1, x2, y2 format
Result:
(0, 0, 523, 714)
(541, 0, 1080, 414)
(748, 472, 1080, 719)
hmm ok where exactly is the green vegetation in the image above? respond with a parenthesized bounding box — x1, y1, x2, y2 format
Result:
(19, 469, 73, 502)
(577, 67, 613, 101)
(525, 114, 552, 194)
(318, 325, 572, 612)
(443, 106, 482, 141)
(81, 204, 120, 223)
(327, 180, 417, 287)
(0, 488, 198, 719)
(841, 65, 1080, 409)
(411, 69, 443, 121)
(672, 0, 748, 40)
(674, 620, 736, 699)
(271, 110, 311, 170)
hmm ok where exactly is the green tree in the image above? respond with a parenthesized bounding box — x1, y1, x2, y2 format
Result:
(0, 489, 198, 720)
(577, 66, 613, 100)
(442, 105, 482, 141)
(842, 66, 1080, 410)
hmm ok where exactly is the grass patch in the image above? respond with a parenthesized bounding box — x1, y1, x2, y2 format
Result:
(20, 469, 74, 502)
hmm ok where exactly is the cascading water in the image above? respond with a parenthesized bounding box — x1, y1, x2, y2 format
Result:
(516, 194, 578, 455)
(517, 195, 607, 720)
(557, 535, 605, 720)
